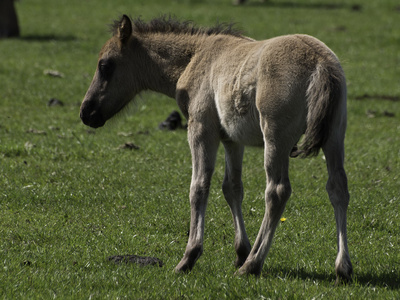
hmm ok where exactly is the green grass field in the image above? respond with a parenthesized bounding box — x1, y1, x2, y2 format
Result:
(1, 0, 399, 298)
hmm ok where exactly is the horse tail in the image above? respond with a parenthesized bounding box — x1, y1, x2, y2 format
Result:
(294, 61, 346, 158)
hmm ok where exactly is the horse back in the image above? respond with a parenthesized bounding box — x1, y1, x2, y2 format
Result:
(178, 34, 343, 147)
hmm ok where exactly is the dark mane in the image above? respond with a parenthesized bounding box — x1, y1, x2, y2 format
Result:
(111, 15, 245, 38)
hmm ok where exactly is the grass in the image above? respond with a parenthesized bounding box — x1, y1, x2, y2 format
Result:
(1, 0, 399, 298)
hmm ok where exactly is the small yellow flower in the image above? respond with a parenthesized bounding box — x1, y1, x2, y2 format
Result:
(280, 217, 287, 223)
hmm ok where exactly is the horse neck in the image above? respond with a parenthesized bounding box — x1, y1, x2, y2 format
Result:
(136, 33, 201, 98)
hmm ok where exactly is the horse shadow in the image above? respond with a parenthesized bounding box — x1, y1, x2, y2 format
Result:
(355, 270, 400, 290)
(262, 266, 400, 290)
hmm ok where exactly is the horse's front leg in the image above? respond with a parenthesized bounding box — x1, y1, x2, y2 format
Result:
(175, 119, 219, 273)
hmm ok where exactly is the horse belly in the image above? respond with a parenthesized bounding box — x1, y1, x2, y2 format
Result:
(217, 99, 264, 146)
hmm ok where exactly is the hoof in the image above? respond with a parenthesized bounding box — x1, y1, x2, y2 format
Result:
(335, 275, 352, 286)
(234, 257, 246, 269)
(234, 243, 251, 268)
(335, 267, 353, 286)
(175, 258, 192, 273)
(175, 245, 203, 274)
(235, 261, 262, 277)
(234, 268, 246, 277)
(335, 258, 353, 285)
(174, 263, 191, 274)
(175, 255, 197, 274)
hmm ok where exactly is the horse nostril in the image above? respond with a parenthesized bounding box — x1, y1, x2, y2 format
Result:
(80, 100, 105, 128)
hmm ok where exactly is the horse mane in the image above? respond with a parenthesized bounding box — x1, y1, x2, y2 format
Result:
(111, 15, 245, 39)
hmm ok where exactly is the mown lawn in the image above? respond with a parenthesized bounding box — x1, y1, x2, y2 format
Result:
(1, 0, 399, 298)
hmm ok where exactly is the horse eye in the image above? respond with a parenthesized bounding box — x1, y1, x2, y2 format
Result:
(98, 59, 115, 80)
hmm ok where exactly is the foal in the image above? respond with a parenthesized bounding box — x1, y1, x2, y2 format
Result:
(80, 15, 352, 282)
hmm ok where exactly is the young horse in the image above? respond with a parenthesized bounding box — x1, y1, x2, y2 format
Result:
(80, 15, 352, 282)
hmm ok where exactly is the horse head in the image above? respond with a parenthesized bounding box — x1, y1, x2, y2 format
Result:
(80, 15, 140, 128)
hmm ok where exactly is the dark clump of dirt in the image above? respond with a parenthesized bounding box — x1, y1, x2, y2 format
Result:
(26, 128, 47, 135)
(117, 142, 140, 150)
(331, 25, 347, 32)
(354, 94, 400, 102)
(108, 255, 164, 267)
(159, 111, 187, 130)
(366, 110, 396, 118)
(47, 98, 64, 106)
(351, 4, 362, 11)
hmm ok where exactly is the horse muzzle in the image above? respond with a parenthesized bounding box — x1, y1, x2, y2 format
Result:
(80, 101, 106, 128)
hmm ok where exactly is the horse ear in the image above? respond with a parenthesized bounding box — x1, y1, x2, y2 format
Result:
(118, 15, 132, 44)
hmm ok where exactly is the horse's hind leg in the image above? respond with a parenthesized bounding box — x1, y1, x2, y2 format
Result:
(323, 131, 353, 283)
(222, 141, 251, 267)
(237, 129, 293, 276)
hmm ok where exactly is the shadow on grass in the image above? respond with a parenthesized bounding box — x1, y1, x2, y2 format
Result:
(244, 1, 360, 11)
(262, 267, 400, 290)
(355, 270, 400, 290)
(18, 34, 77, 42)
(262, 267, 336, 284)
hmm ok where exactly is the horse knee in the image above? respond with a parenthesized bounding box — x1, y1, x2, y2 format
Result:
(267, 179, 291, 201)
(277, 180, 292, 201)
(265, 180, 291, 213)
(190, 180, 211, 202)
